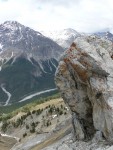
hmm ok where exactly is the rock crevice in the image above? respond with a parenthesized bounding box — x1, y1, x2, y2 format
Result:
(55, 36, 113, 141)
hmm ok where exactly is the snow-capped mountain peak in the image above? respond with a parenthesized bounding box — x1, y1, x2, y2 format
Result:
(0, 21, 63, 62)
(2, 21, 21, 30)
(42, 28, 80, 49)
(0, 20, 42, 37)
(94, 31, 113, 41)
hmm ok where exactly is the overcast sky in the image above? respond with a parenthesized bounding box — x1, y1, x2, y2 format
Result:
(0, 0, 113, 33)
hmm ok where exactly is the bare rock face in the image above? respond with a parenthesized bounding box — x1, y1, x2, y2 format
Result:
(55, 35, 113, 142)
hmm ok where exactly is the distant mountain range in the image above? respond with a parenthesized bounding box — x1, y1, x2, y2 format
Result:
(0, 21, 64, 105)
(0, 20, 113, 106)
(43, 29, 113, 49)
(94, 31, 113, 41)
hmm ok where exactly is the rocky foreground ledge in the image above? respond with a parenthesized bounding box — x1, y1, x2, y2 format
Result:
(55, 35, 113, 145)
(0, 134, 17, 150)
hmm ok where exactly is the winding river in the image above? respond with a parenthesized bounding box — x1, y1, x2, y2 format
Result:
(0, 85, 57, 105)
(1, 84, 12, 106)
(19, 88, 57, 102)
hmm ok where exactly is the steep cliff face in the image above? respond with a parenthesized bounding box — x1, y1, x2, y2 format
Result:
(55, 35, 113, 141)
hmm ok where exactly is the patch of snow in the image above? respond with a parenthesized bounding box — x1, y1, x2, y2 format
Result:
(25, 41, 28, 45)
(30, 35, 33, 41)
(26, 55, 34, 65)
(48, 60, 52, 71)
(17, 26, 23, 41)
(0, 133, 20, 141)
(0, 51, 3, 54)
(11, 51, 14, 57)
(19, 88, 57, 103)
(0, 43, 3, 50)
(42, 28, 80, 48)
(42, 28, 79, 42)
(65, 107, 69, 111)
(0, 58, 4, 70)
(52, 114, 57, 119)
(3, 22, 14, 30)
(38, 61, 47, 73)
(11, 57, 17, 65)
(50, 59, 57, 69)
(4, 52, 14, 65)
(37, 32, 41, 36)
(4, 58, 10, 65)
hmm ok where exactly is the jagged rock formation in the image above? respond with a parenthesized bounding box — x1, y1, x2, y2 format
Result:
(55, 35, 113, 142)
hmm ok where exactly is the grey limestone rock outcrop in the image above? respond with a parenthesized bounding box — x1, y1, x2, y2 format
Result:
(55, 35, 113, 142)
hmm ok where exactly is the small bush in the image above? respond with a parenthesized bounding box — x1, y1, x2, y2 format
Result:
(59, 110, 63, 115)
(36, 121, 40, 125)
(64, 112, 67, 115)
(56, 107, 60, 112)
(26, 124, 29, 129)
(27, 111, 31, 116)
(23, 132, 27, 138)
(15, 118, 23, 127)
(61, 104, 63, 109)
(32, 110, 36, 114)
(31, 122, 35, 127)
(30, 127, 35, 133)
(46, 120, 51, 127)
(1, 121, 8, 132)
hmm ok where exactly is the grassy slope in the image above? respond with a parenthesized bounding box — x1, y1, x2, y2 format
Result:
(0, 95, 70, 150)
(0, 90, 59, 114)
(0, 92, 61, 120)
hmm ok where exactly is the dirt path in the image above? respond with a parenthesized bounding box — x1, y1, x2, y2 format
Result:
(0, 135, 17, 150)
(31, 124, 72, 150)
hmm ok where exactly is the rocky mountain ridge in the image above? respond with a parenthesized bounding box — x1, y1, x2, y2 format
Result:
(55, 35, 113, 149)
(43, 28, 113, 49)
(0, 21, 64, 105)
(0, 21, 64, 61)
(94, 31, 113, 42)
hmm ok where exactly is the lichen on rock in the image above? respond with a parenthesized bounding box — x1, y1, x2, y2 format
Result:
(55, 35, 113, 142)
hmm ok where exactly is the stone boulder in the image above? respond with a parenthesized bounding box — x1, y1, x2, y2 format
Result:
(55, 35, 113, 142)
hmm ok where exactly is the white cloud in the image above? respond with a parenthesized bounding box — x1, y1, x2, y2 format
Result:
(0, 0, 113, 33)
